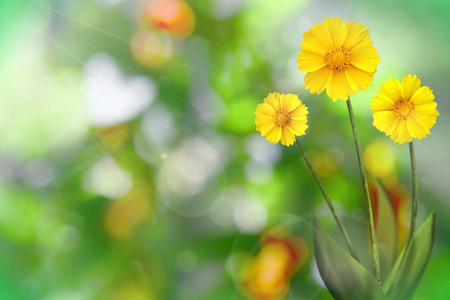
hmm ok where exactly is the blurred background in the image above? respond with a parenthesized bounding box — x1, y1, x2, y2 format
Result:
(1, 0, 449, 299)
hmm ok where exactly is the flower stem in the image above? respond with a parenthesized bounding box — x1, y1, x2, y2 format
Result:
(295, 138, 360, 262)
(345, 98, 381, 283)
(387, 141, 419, 294)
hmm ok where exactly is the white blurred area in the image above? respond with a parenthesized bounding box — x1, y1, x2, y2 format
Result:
(83, 53, 157, 127)
(188, 80, 227, 127)
(157, 136, 229, 217)
(233, 194, 268, 234)
(244, 133, 282, 185)
(210, 0, 246, 20)
(153, 131, 271, 233)
(210, 187, 268, 234)
(95, 0, 126, 7)
(141, 104, 177, 148)
(82, 156, 133, 199)
(0, 17, 87, 160)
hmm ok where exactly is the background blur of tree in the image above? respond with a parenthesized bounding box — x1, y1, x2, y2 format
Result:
(1, 0, 450, 299)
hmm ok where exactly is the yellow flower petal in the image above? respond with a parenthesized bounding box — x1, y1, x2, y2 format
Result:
(370, 94, 395, 112)
(263, 93, 280, 111)
(413, 114, 437, 128)
(280, 94, 300, 112)
(256, 114, 275, 125)
(343, 68, 360, 92)
(345, 65, 374, 91)
(300, 38, 328, 56)
(266, 126, 282, 144)
(350, 41, 380, 72)
(324, 16, 347, 46)
(255, 103, 275, 116)
(410, 86, 435, 105)
(343, 20, 369, 50)
(415, 102, 439, 117)
(257, 122, 275, 136)
(287, 119, 308, 136)
(326, 71, 352, 101)
(305, 66, 332, 95)
(297, 51, 326, 72)
(380, 78, 403, 102)
(280, 126, 296, 146)
(395, 120, 411, 144)
(289, 104, 309, 120)
(306, 22, 333, 50)
(402, 74, 421, 100)
(373, 111, 398, 133)
(407, 118, 429, 140)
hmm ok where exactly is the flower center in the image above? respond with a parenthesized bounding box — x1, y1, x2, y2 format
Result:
(274, 110, 291, 126)
(394, 100, 414, 120)
(326, 47, 350, 71)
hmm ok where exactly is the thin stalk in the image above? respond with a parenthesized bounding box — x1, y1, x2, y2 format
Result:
(346, 98, 381, 283)
(295, 138, 360, 262)
(387, 141, 419, 294)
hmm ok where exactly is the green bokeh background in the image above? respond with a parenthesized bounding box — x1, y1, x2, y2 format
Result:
(1, 0, 449, 299)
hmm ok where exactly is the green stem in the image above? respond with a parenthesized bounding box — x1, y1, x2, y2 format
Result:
(295, 138, 360, 262)
(387, 141, 419, 294)
(346, 98, 381, 283)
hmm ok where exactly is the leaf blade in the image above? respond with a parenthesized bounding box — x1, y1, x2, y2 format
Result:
(374, 180, 398, 281)
(382, 212, 436, 300)
(313, 214, 388, 300)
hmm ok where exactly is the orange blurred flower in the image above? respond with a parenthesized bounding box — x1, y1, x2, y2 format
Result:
(104, 181, 153, 240)
(369, 181, 409, 251)
(141, 0, 196, 38)
(364, 140, 409, 250)
(240, 234, 308, 300)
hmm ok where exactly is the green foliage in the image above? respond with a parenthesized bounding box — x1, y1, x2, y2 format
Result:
(382, 212, 436, 300)
(0, 0, 448, 299)
(376, 181, 398, 281)
(313, 214, 389, 300)
(313, 206, 436, 300)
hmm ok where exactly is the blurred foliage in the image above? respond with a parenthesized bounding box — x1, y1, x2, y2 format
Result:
(0, 0, 450, 299)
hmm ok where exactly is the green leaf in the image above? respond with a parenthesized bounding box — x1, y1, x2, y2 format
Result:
(375, 181, 398, 281)
(382, 212, 436, 300)
(313, 214, 388, 300)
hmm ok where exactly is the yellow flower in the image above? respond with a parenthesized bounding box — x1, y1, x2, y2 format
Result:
(371, 75, 439, 144)
(255, 92, 308, 146)
(297, 16, 380, 101)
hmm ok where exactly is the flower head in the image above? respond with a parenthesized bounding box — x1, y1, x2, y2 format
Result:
(371, 75, 439, 144)
(255, 92, 308, 146)
(297, 17, 380, 101)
